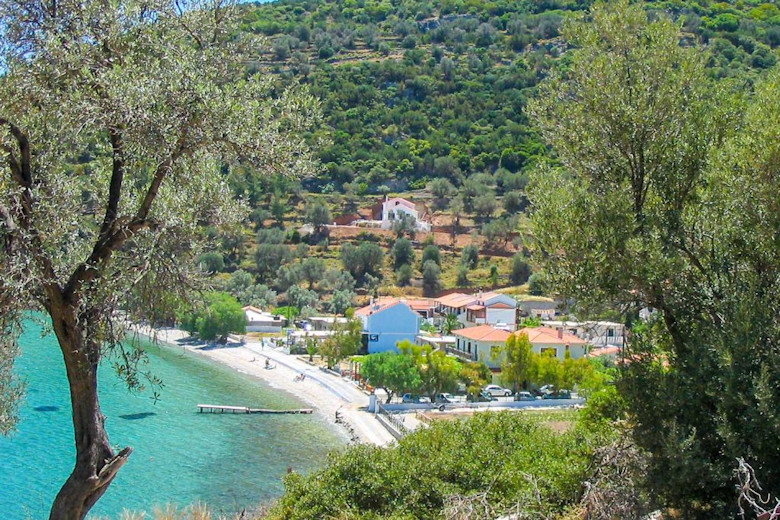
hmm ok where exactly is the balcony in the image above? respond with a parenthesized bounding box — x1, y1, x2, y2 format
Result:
(445, 345, 477, 362)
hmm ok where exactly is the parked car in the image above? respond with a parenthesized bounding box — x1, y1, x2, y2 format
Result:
(435, 393, 454, 403)
(542, 389, 572, 399)
(514, 391, 536, 401)
(402, 393, 431, 403)
(477, 391, 496, 402)
(483, 384, 513, 397)
(467, 391, 496, 402)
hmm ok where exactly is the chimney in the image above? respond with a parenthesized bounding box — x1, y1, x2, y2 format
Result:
(557, 327, 563, 339)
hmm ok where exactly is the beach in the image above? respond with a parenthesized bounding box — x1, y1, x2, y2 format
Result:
(130, 325, 396, 447)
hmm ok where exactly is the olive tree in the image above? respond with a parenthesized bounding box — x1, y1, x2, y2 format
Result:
(528, 1, 780, 515)
(0, 1, 317, 518)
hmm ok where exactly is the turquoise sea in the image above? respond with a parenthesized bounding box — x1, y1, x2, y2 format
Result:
(0, 320, 346, 519)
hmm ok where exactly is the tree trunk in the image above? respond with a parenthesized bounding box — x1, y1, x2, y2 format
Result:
(48, 304, 132, 520)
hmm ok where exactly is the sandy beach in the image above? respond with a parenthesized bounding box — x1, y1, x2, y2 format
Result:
(129, 325, 396, 447)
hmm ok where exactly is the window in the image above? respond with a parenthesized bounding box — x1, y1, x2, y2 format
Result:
(608, 328, 615, 337)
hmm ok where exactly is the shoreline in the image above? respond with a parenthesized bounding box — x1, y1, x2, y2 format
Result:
(127, 324, 396, 448)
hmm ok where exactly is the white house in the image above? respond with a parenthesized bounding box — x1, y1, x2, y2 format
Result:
(541, 320, 626, 347)
(378, 197, 431, 232)
(450, 324, 512, 366)
(451, 325, 589, 370)
(518, 326, 589, 361)
(436, 291, 517, 328)
(243, 306, 285, 333)
(307, 316, 349, 331)
(516, 297, 558, 318)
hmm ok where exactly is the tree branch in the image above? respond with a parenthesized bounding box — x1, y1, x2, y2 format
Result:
(0, 117, 32, 187)
(64, 130, 192, 298)
(99, 129, 125, 236)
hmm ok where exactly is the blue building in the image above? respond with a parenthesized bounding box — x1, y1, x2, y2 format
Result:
(355, 298, 422, 354)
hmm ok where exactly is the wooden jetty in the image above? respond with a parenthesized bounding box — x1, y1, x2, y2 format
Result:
(197, 404, 313, 415)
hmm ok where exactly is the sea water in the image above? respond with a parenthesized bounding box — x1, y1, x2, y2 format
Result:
(0, 320, 346, 519)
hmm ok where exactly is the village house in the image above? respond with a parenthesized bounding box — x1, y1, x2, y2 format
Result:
(450, 324, 590, 369)
(355, 297, 422, 354)
(243, 306, 285, 333)
(435, 291, 517, 328)
(520, 326, 589, 361)
(332, 196, 432, 232)
(450, 324, 512, 366)
(516, 297, 559, 319)
(541, 320, 626, 347)
(307, 316, 349, 331)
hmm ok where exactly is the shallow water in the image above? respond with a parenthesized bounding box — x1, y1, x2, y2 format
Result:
(0, 320, 346, 519)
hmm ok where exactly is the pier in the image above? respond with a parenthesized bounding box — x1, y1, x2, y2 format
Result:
(197, 404, 313, 414)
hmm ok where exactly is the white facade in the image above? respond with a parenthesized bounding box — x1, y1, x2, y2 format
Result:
(541, 320, 626, 347)
(441, 291, 517, 329)
(379, 197, 431, 232)
(243, 306, 284, 333)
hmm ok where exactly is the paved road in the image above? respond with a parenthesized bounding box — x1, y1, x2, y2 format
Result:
(243, 340, 396, 446)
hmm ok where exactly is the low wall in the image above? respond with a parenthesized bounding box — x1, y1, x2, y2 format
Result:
(382, 399, 585, 412)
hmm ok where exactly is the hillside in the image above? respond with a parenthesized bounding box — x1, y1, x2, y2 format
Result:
(180, 0, 780, 316)
(236, 0, 780, 193)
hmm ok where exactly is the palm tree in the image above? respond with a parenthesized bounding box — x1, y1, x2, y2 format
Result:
(442, 313, 460, 335)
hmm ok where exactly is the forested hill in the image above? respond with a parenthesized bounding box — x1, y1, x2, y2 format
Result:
(237, 0, 780, 192)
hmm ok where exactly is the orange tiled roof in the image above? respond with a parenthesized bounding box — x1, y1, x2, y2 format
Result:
(354, 297, 403, 316)
(385, 197, 416, 209)
(466, 304, 485, 311)
(404, 299, 435, 312)
(517, 326, 587, 345)
(355, 297, 431, 316)
(587, 346, 622, 358)
(452, 325, 512, 342)
(487, 302, 514, 309)
(436, 293, 478, 308)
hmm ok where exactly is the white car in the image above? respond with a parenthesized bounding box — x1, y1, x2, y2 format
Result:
(483, 384, 513, 397)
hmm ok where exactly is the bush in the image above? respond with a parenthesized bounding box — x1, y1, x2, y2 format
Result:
(528, 272, 546, 296)
(392, 238, 415, 268)
(422, 260, 441, 296)
(510, 254, 532, 285)
(396, 264, 413, 287)
(269, 412, 602, 520)
(461, 244, 479, 269)
(421, 244, 441, 267)
(456, 265, 469, 286)
(198, 252, 224, 274)
(180, 292, 245, 343)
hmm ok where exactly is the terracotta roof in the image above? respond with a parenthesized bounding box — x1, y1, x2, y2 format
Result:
(436, 293, 478, 308)
(480, 291, 501, 300)
(355, 297, 426, 316)
(517, 326, 587, 345)
(487, 302, 514, 309)
(466, 304, 485, 311)
(384, 197, 416, 210)
(587, 346, 621, 358)
(452, 325, 512, 343)
(404, 299, 435, 312)
(354, 297, 402, 316)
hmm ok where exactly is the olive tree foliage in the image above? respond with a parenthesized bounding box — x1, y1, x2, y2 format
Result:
(528, 1, 780, 515)
(0, 335, 23, 435)
(0, 1, 318, 518)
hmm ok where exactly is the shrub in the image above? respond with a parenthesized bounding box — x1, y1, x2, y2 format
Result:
(269, 412, 602, 520)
